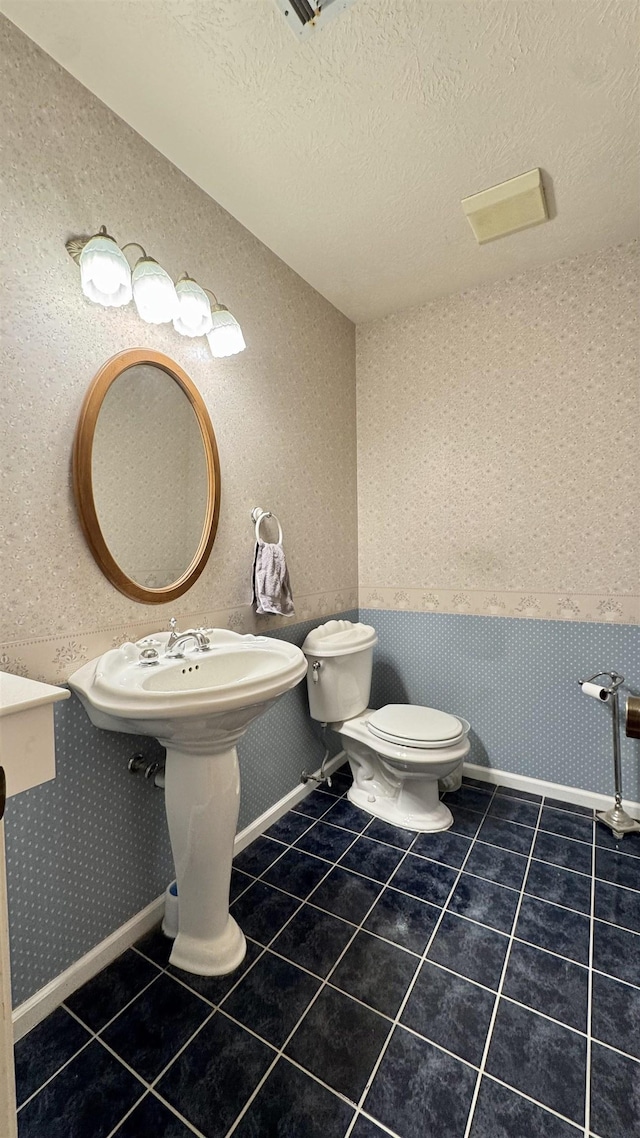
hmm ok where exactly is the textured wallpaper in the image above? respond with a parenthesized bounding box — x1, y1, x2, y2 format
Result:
(357, 242, 639, 624)
(0, 17, 357, 681)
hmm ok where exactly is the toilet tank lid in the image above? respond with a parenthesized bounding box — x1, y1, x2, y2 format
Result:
(302, 620, 378, 658)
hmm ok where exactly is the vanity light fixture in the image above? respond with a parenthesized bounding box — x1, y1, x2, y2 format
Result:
(71, 225, 133, 307)
(173, 275, 213, 338)
(126, 243, 179, 324)
(203, 291, 247, 357)
(65, 227, 246, 355)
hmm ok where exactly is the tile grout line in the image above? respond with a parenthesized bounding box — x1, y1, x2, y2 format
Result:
(461, 796, 546, 1138)
(584, 806, 597, 1137)
(342, 786, 501, 1138)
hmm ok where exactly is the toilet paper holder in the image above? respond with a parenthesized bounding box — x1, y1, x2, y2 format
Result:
(578, 670, 640, 839)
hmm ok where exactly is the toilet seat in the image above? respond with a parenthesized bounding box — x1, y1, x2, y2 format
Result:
(367, 704, 464, 750)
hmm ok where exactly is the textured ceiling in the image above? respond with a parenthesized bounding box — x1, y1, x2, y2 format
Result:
(2, 0, 638, 321)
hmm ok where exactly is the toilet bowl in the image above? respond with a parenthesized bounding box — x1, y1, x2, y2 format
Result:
(302, 620, 471, 833)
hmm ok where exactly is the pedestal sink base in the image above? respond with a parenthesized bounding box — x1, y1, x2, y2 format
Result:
(169, 915, 246, 977)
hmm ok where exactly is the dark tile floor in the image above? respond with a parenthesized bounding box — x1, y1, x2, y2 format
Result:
(14, 767, 640, 1138)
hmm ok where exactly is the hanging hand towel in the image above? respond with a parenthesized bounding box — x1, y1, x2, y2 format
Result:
(252, 539, 295, 616)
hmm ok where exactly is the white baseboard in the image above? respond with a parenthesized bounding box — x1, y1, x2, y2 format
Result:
(12, 750, 347, 1042)
(464, 761, 640, 819)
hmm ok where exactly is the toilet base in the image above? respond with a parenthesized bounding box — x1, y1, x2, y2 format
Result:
(348, 783, 454, 833)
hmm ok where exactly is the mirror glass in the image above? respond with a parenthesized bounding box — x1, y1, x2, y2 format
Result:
(73, 350, 220, 603)
(91, 364, 209, 588)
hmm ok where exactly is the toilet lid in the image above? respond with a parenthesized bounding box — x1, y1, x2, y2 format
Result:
(367, 704, 464, 749)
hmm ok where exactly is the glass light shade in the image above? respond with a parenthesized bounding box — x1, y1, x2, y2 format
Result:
(173, 277, 212, 337)
(79, 232, 132, 307)
(132, 257, 178, 324)
(206, 304, 246, 357)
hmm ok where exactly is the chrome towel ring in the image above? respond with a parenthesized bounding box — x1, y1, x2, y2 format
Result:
(251, 506, 283, 544)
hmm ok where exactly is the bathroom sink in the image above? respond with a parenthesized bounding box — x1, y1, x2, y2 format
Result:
(69, 629, 307, 978)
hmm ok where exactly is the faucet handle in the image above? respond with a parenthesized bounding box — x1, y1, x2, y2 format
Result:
(169, 617, 178, 633)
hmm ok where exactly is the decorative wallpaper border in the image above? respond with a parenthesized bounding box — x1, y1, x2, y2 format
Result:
(358, 587, 639, 625)
(0, 589, 358, 685)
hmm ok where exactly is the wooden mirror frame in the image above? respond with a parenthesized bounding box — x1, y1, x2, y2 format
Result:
(73, 348, 221, 604)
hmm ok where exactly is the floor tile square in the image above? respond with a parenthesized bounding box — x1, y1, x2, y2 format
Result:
(516, 895, 590, 964)
(364, 818, 417, 849)
(448, 806, 484, 838)
(323, 797, 371, 832)
(231, 881, 300, 945)
(365, 1025, 477, 1138)
(496, 785, 542, 804)
(478, 816, 534, 856)
(262, 847, 330, 899)
(595, 824, 640, 858)
(222, 951, 320, 1046)
(411, 829, 471, 868)
(540, 807, 593, 844)
(595, 847, 640, 890)
(233, 835, 285, 877)
(462, 776, 490, 789)
(230, 868, 254, 902)
(525, 858, 591, 913)
(272, 904, 354, 977)
(468, 1076, 580, 1138)
(363, 887, 440, 954)
(544, 797, 592, 817)
(331, 930, 418, 1017)
(488, 796, 539, 827)
(232, 1057, 354, 1138)
(14, 1007, 91, 1108)
(591, 971, 640, 1061)
(285, 986, 389, 1102)
(295, 820, 357, 860)
(593, 921, 640, 986)
(485, 999, 586, 1124)
(65, 949, 160, 1032)
(447, 874, 519, 933)
(156, 1013, 274, 1138)
(533, 830, 592, 875)
(390, 853, 458, 905)
(293, 790, 336, 819)
(339, 836, 405, 883)
(444, 786, 494, 813)
(464, 843, 528, 890)
(427, 912, 509, 989)
(265, 810, 313, 844)
(400, 960, 495, 1065)
(111, 1094, 195, 1137)
(134, 926, 174, 968)
(168, 939, 262, 1004)
(310, 865, 382, 923)
(502, 940, 589, 1031)
(595, 880, 640, 933)
(590, 1041, 640, 1138)
(100, 973, 211, 1082)
(16, 1039, 144, 1138)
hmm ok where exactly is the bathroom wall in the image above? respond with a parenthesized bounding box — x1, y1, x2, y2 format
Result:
(357, 243, 639, 797)
(0, 17, 357, 1006)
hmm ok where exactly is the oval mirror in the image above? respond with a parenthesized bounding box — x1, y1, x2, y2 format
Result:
(73, 349, 220, 603)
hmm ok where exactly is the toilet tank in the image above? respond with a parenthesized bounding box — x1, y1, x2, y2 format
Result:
(301, 620, 378, 723)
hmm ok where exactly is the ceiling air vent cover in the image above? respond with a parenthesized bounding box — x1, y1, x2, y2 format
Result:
(274, 0, 358, 39)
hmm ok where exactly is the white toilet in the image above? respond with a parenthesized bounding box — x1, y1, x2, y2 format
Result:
(302, 620, 470, 833)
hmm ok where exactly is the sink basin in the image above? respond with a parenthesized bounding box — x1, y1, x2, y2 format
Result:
(69, 629, 307, 976)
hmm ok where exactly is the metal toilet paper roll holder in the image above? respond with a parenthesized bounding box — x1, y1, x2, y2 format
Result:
(578, 671, 640, 839)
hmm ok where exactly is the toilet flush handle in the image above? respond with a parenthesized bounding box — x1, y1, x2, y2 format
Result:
(312, 661, 322, 683)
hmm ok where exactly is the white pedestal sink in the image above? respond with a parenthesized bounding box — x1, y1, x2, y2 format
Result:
(69, 630, 307, 976)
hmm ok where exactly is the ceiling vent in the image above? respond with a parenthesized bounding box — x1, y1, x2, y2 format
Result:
(462, 169, 549, 244)
(273, 0, 358, 39)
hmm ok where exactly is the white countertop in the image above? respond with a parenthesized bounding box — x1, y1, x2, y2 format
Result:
(0, 672, 70, 718)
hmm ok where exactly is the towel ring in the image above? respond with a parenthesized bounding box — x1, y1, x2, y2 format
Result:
(251, 506, 283, 544)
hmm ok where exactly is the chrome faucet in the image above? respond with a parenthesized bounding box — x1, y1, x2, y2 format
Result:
(165, 629, 211, 658)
